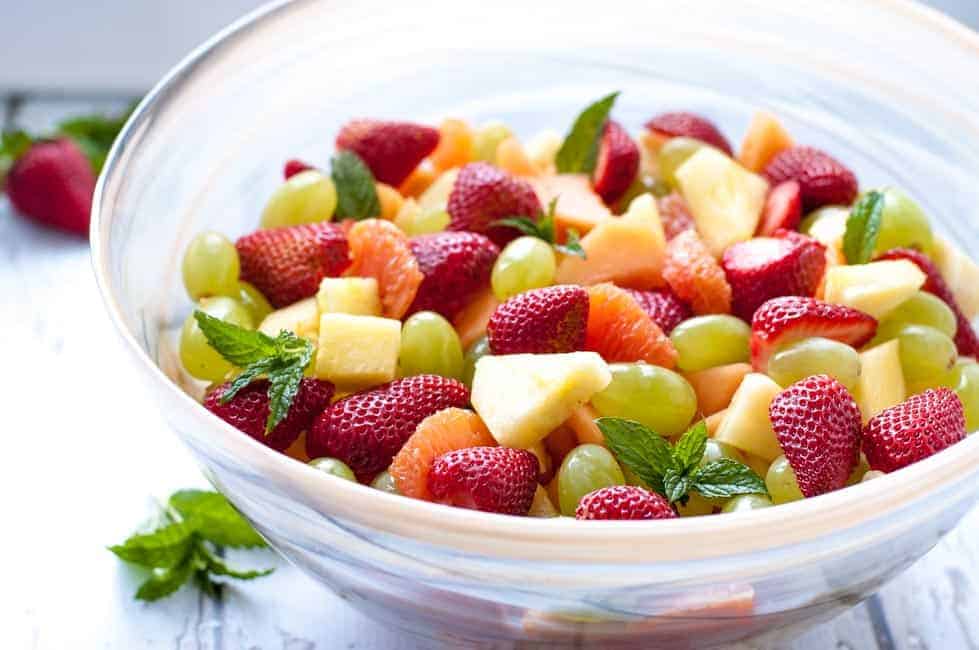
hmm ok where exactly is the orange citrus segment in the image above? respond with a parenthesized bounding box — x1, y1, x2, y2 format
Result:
(683, 363, 752, 417)
(585, 283, 677, 368)
(345, 218, 423, 319)
(430, 118, 474, 171)
(662, 230, 732, 315)
(452, 288, 500, 350)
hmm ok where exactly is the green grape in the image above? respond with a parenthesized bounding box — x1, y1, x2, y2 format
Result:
(947, 362, 979, 432)
(260, 170, 338, 228)
(873, 187, 933, 256)
(308, 457, 356, 482)
(799, 206, 848, 242)
(766, 455, 803, 504)
(179, 296, 254, 382)
(721, 494, 773, 513)
(766, 337, 861, 391)
(878, 291, 956, 339)
(403, 208, 450, 236)
(238, 281, 273, 324)
(622, 466, 647, 487)
(658, 137, 706, 188)
(181, 231, 240, 300)
(701, 439, 740, 466)
(557, 444, 625, 516)
(670, 315, 751, 372)
(462, 336, 490, 388)
(399, 311, 464, 379)
(473, 121, 513, 163)
(591, 363, 697, 436)
(879, 323, 956, 384)
(491, 236, 557, 301)
(371, 470, 400, 494)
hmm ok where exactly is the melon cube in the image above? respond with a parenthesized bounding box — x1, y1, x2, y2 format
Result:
(530, 174, 612, 237)
(315, 314, 401, 388)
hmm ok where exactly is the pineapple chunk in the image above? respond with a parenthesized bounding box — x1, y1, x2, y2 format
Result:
(315, 314, 400, 388)
(933, 236, 979, 319)
(675, 148, 769, 257)
(418, 168, 459, 212)
(316, 277, 382, 316)
(258, 297, 319, 341)
(856, 340, 905, 423)
(714, 373, 783, 461)
(822, 260, 926, 320)
(471, 353, 611, 449)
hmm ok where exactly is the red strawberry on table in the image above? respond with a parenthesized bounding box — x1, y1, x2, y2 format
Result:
(751, 296, 878, 370)
(335, 119, 439, 186)
(763, 146, 858, 211)
(863, 388, 966, 472)
(575, 485, 677, 520)
(769, 374, 863, 497)
(283, 158, 315, 179)
(428, 446, 539, 515)
(236, 222, 349, 308)
(407, 231, 499, 320)
(307, 375, 470, 480)
(204, 378, 334, 452)
(624, 288, 691, 335)
(592, 120, 639, 205)
(756, 180, 802, 236)
(644, 112, 732, 155)
(487, 285, 589, 355)
(722, 230, 827, 320)
(446, 162, 543, 246)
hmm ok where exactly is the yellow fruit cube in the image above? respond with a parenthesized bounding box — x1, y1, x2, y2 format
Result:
(258, 297, 319, 341)
(933, 236, 979, 319)
(316, 277, 382, 316)
(714, 373, 783, 461)
(856, 340, 905, 423)
(315, 314, 401, 388)
(822, 260, 926, 320)
(418, 168, 459, 212)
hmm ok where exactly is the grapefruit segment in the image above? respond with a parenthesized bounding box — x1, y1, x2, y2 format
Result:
(585, 283, 677, 368)
(345, 219, 423, 319)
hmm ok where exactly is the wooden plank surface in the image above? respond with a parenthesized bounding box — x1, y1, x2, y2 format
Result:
(2, 96, 977, 650)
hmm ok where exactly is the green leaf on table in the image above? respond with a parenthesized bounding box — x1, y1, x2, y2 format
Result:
(0, 130, 33, 183)
(331, 150, 381, 220)
(842, 190, 884, 264)
(169, 490, 267, 549)
(595, 417, 673, 494)
(108, 521, 196, 568)
(555, 91, 619, 173)
(135, 558, 196, 602)
(689, 458, 768, 499)
(56, 103, 136, 173)
(200, 547, 274, 580)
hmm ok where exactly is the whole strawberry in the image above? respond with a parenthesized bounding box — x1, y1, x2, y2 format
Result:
(575, 486, 677, 520)
(763, 146, 858, 211)
(5, 138, 95, 236)
(204, 378, 334, 451)
(283, 158, 314, 179)
(428, 446, 539, 515)
(306, 375, 470, 479)
(447, 162, 543, 246)
(236, 222, 349, 308)
(769, 375, 862, 497)
(644, 112, 732, 155)
(407, 231, 499, 320)
(625, 288, 692, 335)
(592, 120, 639, 205)
(335, 119, 439, 186)
(863, 389, 966, 472)
(487, 285, 589, 355)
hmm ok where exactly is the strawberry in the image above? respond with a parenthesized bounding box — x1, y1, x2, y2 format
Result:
(721, 230, 827, 320)
(407, 231, 499, 320)
(624, 288, 692, 334)
(204, 378, 334, 452)
(306, 375, 470, 480)
(756, 180, 802, 236)
(769, 375, 862, 497)
(5, 138, 96, 236)
(644, 112, 732, 155)
(863, 388, 966, 472)
(236, 222, 349, 308)
(656, 192, 696, 240)
(283, 158, 314, 179)
(592, 120, 639, 205)
(763, 146, 858, 211)
(876, 248, 979, 357)
(427, 446, 539, 515)
(335, 119, 439, 186)
(575, 486, 677, 520)
(486, 285, 588, 355)
(446, 162, 543, 246)
(750, 296, 878, 370)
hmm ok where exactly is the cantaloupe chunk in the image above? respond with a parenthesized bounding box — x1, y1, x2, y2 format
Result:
(683, 363, 752, 417)
(530, 174, 612, 238)
(738, 111, 794, 173)
(430, 118, 474, 171)
(496, 136, 539, 177)
(564, 404, 604, 446)
(705, 408, 727, 436)
(856, 340, 905, 423)
(375, 183, 404, 221)
(714, 373, 783, 461)
(452, 288, 499, 350)
(258, 297, 319, 341)
(398, 159, 438, 198)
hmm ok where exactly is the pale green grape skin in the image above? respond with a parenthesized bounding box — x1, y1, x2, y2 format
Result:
(238, 281, 273, 323)
(767, 337, 861, 391)
(473, 121, 513, 163)
(557, 444, 625, 516)
(701, 439, 740, 466)
(371, 471, 400, 494)
(948, 362, 979, 433)
(179, 296, 255, 382)
(721, 494, 773, 513)
(260, 170, 338, 228)
(670, 315, 751, 372)
(181, 231, 240, 300)
(873, 187, 933, 256)
(879, 323, 956, 384)
(658, 137, 707, 188)
(591, 363, 697, 436)
(766, 455, 804, 504)
(462, 336, 490, 388)
(491, 236, 557, 301)
(878, 291, 956, 340)
(308, 457, 357, 482)
(399, 311, 464, 379)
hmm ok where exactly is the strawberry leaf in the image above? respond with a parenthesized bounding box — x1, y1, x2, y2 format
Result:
(596, 417, 673, 494)
(556, 92, 619, 173)
(0, 130, 33, 184)
(689, 458, 768, 499)
(843, 190, 885, 264)
(332, 150, 381, 220)
(56, 104, 135, 173)
(672, 421, 708, 475)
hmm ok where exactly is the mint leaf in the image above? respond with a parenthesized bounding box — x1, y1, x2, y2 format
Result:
(332, 150, 380, 220)
(555, 92, 619, 173)
(672, 421, 708, 475)
(194, 311, 278, 367)
(663, 469, 690, 504)
(493, 216, 545, 238)
(843, 190, 885, 264)
(491, 198, 586, 259)
(56, 104, 134, 173)
(169, 490, 267, 549)
(109, 521, 195, 569)
(554, 228, 586, 259)
(266, 362, 305, 432)
(596, 417, 673, 494)
(199, 547, 274, 580)
(690, 458, 768, 499)
(135, 559, 196, 602)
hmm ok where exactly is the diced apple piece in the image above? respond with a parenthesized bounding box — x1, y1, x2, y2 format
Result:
(822, 260, 926, 320)
(675, 148, 769, 257)
(315, 314, 401, 388)
(683, 362, 752, 417)
(316, 277, 381, 316)
(933, 236, 979, 319)
(738, 111, 794, 173)
(258, 297, 319, 341)
(471, 352, 611, 449)
(530, 174, 612, 238)
(417, 168, 459, 212)
(554, 193, 666, 290)
(856, 339, 905, 423)
(714, 373, 783, 461)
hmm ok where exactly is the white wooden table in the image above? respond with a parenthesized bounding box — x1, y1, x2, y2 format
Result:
(3, 95, 978, 650)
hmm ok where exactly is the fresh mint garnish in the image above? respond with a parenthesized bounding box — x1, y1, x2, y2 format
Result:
(331, 150, 381, 220)
(492, 198, 587, 259)
(596, 418, 767, 505)
(555, 92, 619, 174)
(842, 190, 885, 264)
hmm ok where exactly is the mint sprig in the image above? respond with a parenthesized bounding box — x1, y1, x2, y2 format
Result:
(56, 103, 135, 173)
(194, 311, 314, 432)
(110, 490, 272, 602)
(492, 198, 587, 259)
(555, 91, 619, 174)
(842, 190, 884, 264)
(596, 418, 767, 505)
(331, 150, 381, 220)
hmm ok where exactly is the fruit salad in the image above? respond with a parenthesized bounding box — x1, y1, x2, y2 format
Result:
(176, 92, 979, 521)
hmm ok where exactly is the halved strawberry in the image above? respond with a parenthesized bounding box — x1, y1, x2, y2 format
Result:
(624, 288, 692, 334)
(408, 231, 499, 320)
(863, 388, 965, 472)
(335, 119, 439, 186)
(283, 159, 314, 179)
(592, 120, 639, 205)
(428, 446, 539, 515)
(756, 180, 802, 236)
(750, 296, 877, 370)
(487, 285, 588, 355)
(763, 146, 858, 211)
(447, 162, 543, 246)
(644, 112, 732, 155)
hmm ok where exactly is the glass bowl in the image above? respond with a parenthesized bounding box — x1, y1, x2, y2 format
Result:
(91, 0, 979, 646)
